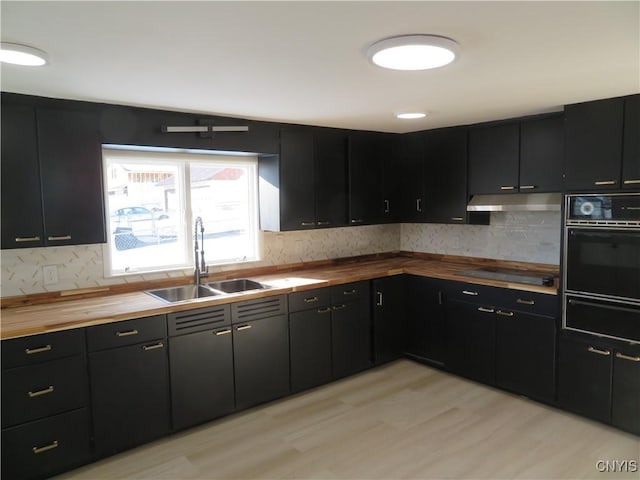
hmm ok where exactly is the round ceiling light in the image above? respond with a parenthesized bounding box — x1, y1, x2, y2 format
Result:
(0, 42, 48, 66)
(396, 112, 427, 119)
(368, 35, 459, 71)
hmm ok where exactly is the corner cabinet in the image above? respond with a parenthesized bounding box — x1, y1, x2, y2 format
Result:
(372, 276, 406, 365)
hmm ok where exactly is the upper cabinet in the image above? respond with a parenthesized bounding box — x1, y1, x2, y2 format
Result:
(348, 132, 385, 225)
(468, 123, 520, 194)
(622, 95, 640, 188)
(519, 115, 564, 192)
(399, 132, 426, 223)
(259, 127, 348, 231)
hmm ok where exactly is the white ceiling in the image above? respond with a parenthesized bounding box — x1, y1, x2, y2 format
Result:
(1, 1, 639, 133)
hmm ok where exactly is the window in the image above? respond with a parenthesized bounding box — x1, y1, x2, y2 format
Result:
(102, 147, 260, 276)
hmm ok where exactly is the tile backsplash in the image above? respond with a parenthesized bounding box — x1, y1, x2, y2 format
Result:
(1, 213, 561, 298)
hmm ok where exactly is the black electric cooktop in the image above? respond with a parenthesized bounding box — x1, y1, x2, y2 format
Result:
(457, 267, 555, 286)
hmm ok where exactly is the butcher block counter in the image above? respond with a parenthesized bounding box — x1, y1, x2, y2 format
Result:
(0, 253, 559, 340)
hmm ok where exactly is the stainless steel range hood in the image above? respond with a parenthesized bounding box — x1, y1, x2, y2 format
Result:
(467, 192, 562, 212)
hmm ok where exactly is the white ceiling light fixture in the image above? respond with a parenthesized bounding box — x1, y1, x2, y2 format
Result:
(368, 34, 459, 71)
(396, 112, 427, 120)
(0, 42, 48, 66)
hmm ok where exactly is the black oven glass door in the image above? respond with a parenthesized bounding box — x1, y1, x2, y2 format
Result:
(565, 296, 640, 343)
(566, 228, 640, 301)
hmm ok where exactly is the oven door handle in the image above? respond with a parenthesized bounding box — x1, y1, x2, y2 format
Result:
(568, 298, 639, 314)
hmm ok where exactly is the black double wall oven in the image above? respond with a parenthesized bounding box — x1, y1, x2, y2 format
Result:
(563, 193, 640, 344)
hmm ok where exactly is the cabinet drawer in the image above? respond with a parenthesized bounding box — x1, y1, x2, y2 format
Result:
(2, 407, 91, 480)
(231, 295, 287, 324)
(168, 304, 230, 336)
(497, 290, 559, 317)
(2, 356, 88, 428)
(289, 288, 331, 313)
(331, 281, 370, 304)
(87, 314, 166, 351)
(445, 282, 501, 305)
(2, 329, 85, 369)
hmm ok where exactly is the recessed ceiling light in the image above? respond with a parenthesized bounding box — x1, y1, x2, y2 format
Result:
(0, 42, 48, 66)
(368, 35, 459, 71)
(396, 112, 427, 120)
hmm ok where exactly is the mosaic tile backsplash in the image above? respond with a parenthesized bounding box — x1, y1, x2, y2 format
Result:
(1, 213, 561, 297)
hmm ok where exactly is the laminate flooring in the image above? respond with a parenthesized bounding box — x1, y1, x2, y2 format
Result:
(56, 360, 639, 480)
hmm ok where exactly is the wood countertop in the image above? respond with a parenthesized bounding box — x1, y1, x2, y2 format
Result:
(0, 253, 559, 340)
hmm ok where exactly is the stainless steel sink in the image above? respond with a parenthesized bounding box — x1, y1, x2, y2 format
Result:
(206, 278, 267, 293)
(146, 285, 222, 303)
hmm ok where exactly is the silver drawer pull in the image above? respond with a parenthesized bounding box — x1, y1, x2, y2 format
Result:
(237, 325, 252, 331)
(214, 329, 232, 336)
(15, 236, 41, 243)
(25, 344, 52, 355)
(500, 186, 516, 190)
(376, 291, 383, 306)
(623, 179, 640, 185)
(317, 221, 331, 226)
(462, 290, 478, 296)
(142, 342, 164, 351)
(28, 386, 54, 398)
(519, 185, 536, 190)
(451, 217, 464, 221)
(516, 298, 535, 305)
(594, 180, 616, 186)
(116, 329, 139, 337)
(301, 222, 315, 226)
(416, 198, 423, 212)
(343, 289, 357, 295)
(616, 352, 640, 362)
(47, 235, 72, 241)
(33, 440, 59, 455)
(478, 307, 495, 313)
(303, 296, 319, 303)
(588, 346, 611, 356)
(496, 310, 514, 317)
(333, 304, 347, 311)
(351, 219, 363, 224)
(317, 307, 332, 314)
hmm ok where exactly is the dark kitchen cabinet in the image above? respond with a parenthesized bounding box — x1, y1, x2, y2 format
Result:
(612, 346, 640, 434)
(519, 115, 564, 192)
(564, 97, 624, 191)
(622, 95, 640, 188)
(1, 103, 45, 249)
(468, 123, 520, 195)
(168, 306, 235, 430)
(348, 132, 384, 225)
(232, 296, 290, 410)
(88, 315, 170, 458)
(315, 131, 349, 227)
(372, 275, 405, 365)
(404, 275, 447, 364)
(381, 134, 402, 223)
(332, 296, 371, 378)
(400, 132, 426, 222)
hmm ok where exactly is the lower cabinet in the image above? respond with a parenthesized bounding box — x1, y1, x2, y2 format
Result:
(331, 299, 371, 378)
(87, 315, 170, 458)
(372, 275, 405, 365)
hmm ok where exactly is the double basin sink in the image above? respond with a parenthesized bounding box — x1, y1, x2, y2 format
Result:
(146, 279, 268, 303)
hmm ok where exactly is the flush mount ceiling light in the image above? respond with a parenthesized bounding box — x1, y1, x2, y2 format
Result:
(0, 42, 48, 66)
(368, 34, 459, 71)
(396, 112, 427, 119)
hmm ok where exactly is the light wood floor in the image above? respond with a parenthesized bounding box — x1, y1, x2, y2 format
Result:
(56, 360, 639, 480)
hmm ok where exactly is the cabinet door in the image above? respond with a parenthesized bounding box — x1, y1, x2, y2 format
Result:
(445, 299, 496, 384)
(233, 315, 290, 410)
(557, 336, 612, 423)
(400, 133, 425, 222)
(1, 103, 44, 249)
(519, 115, 564, 192)
(372, 276, 405, 365)
(348, 132, 383, 225)
(495, 310, 556, 401)
(37, 108, 106, 245)
(289, 307, 332, 391)
(612, 348, 640, 435)
(332, 300, 371, 378)
(279, 129, 316, 230)
(622, 95, 640, 188)
(381, 134, 401, 223)
(404, 276, 446, 364)
(424, 127, 469, 224)
(468, 123, 519, 194)
(564, 98, 624, 191)
(89, 340, 170, 458)
(315, 131, 348, 227)
(169, 327, 235, 430)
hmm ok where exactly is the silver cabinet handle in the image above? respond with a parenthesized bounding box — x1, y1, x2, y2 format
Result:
(594, 180, 617, 186)
(451, 217, 464, 221)
(416, 198, 422, 212)
(333, 304, 347, 311)
(317, 307, 332, 314)
(25, 345, 52, 355)
(116, 329, 139, 337)
(301, 222, 315, 226)
(500, 186, 516, 190)
(520, 185, 536, 190)
(588, 346, 611, 356)
(623, 179, 640, 185)
(477, 307, 495, 313)
(496, 310, 514, 317)
(384, 199, 390, 213)
(616, 352, 640, 362)
(462, 290, 478, 296)
(15, 236, 41, 243)
(28, 386, 54, 398)
(624, 206, 640, 211)
(214, 329, 232, 336)
(343, 289, 357, 295)
(517, 298, 535, 305)
(376, 291, 383, 306)
(351, 219, 363, 224)
(317, 221, 331, 226)
(33, 440, 59, 455)
(237, 325, 252, 331)
(303, 296, 319, 303)
(142, 342, 164, 351)
(47, 235, 72, 241)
